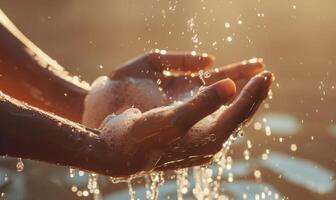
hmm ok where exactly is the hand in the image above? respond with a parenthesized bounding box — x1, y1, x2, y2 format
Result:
(97, 71, 273, 176)
(82, 50, 265, 128)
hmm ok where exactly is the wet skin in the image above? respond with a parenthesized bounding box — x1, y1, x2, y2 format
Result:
(0, 9, 273, 177)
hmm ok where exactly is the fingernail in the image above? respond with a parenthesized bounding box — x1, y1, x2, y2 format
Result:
(259, 71, 274, 83)
(200, 53, 215, 67)
(258, 71, 274, 99)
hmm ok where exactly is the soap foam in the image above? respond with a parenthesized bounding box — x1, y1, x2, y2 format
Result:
(82, 76, 164, 128)
(99, 108, 142, 150)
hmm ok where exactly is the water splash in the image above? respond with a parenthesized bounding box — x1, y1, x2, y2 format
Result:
(191, 134, 237, 200)
(175, 169, 189, 200)
(88, 173, 101, 200)
(128, 179, 136, 200)
(148, 172, 164, 200)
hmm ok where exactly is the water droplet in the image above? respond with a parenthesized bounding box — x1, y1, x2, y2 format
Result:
(128, 179, 136, 200)
(203, 71, 211, 79)
(16, 158, 24, 172)
(290, 144, 298, 152)
(69, 167, 75, 178)
(225, 22, 231, 28)
(254, 170, 262, 180)
(254, 122, 262, 130)
(78, 170, 85, 176)
(265, 126, 272, 136)
(176, 169, 189, 200)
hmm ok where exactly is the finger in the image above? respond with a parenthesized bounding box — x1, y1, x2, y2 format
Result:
(204, 58, 264, 85)
(131, 79, 236, 147)
(172, 78, 236, 132)
(147, 50, 215, 73)
(157, 71, 273, 160)
(214, 71, 273, 140)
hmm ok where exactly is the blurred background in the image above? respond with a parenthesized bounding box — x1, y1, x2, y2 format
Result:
(0, 0, 335, 199)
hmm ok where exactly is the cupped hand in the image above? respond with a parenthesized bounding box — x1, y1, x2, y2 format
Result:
(92, 70, 273, 177)
(82, 50, 264, 128)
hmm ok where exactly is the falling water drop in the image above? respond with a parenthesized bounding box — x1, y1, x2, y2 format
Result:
(69, 167, 75, 178)
(290, 144, 298, 152)
(16, 158, 24, 172)
(88, 173, 101, 200)
(145, 172, 164, 200)
(176, 169, 189, 200)
(128, 179, 136, 200)
(203, 71, 211, 79)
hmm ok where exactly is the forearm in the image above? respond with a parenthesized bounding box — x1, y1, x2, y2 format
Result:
(0, 9, 89, 122)
(0, 92, 127, 177)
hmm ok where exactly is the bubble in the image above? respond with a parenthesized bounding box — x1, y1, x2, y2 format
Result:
(99, 108, 143, 149)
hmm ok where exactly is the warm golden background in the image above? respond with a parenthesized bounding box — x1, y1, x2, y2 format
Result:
(0, 0, 335, 199)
